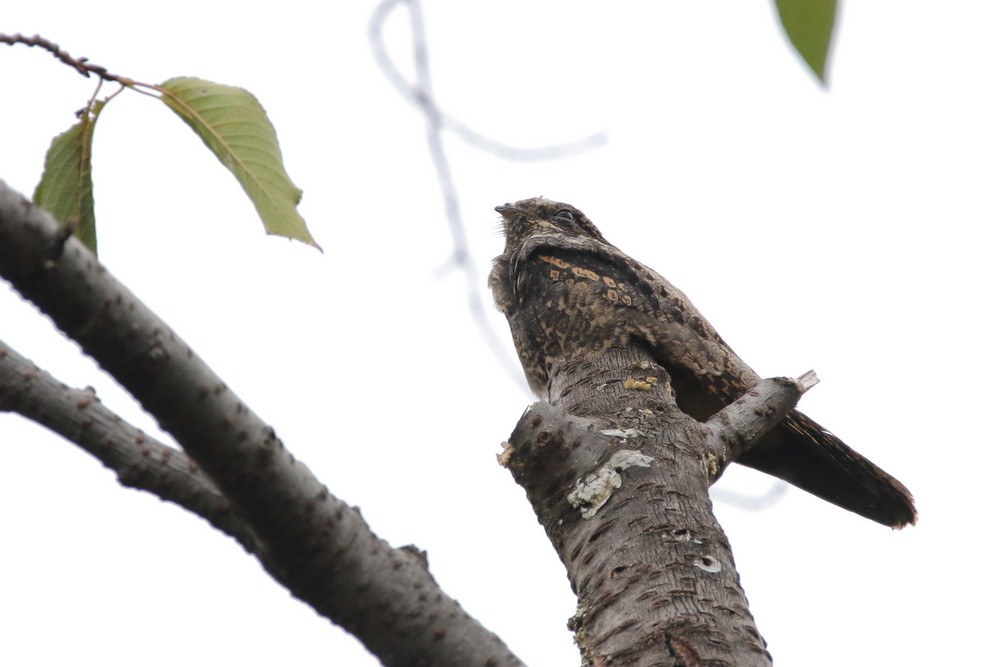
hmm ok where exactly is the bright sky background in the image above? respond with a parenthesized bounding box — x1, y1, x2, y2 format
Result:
(2, 2, 997, 665)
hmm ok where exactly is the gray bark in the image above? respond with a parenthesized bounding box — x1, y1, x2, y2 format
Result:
(502, 347, 811, 666)
(0, 180, 525, 667)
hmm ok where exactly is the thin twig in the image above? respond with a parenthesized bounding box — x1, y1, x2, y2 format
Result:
(370, 0, 607, 390)
(368, 3, 606, 162)
(1, 32, 135, 86)
(370, 0, 536, 388)
(711, 481, 788, 511)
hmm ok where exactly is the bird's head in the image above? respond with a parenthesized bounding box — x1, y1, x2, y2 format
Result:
(495, 197, 607, 252)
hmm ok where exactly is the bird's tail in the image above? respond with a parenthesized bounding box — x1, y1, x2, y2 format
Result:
(737, 410, 917, 528)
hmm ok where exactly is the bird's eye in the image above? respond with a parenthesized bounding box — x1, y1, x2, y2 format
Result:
(553, 209, 575, 223)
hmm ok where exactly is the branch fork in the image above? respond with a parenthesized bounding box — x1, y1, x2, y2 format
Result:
(500, 346, 813, 666)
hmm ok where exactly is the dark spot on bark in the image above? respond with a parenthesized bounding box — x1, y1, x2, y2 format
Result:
(588, 520, 614, 543)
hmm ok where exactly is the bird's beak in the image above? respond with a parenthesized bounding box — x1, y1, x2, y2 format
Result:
(495, 203, 519, 218)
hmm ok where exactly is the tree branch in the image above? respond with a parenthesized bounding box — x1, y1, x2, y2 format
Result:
(0, 32, 134, 85)
(368, 0, 608, 392)
(0, 338, 259, 552)
(0, 180, 525, 667)
(501, 345, 808, 666)
(703, 370, 817, 471)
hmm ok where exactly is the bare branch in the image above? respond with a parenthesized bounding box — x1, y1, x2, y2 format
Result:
(703, 372, 816, 473)
(0, 32, 134, 85)
(503, 346, 773, 665)
(369, 0, 608, 392)
(368, 1, 606, 162)
(369, 0, 534, 390)
(0, 181, 525, 667)
(0, 339, 259, 552)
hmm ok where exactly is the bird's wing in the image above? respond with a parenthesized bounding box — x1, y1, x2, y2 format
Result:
(513, 232, 760, 416)
(510, 232, 917, 527)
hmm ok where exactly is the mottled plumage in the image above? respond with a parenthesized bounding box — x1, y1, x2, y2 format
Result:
(490, 197, 916, 528)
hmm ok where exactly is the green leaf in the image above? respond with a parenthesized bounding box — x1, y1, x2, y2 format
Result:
(158, 77, 320, 249)
(774, 0, 838, 84)
(33, 100, 102, 254)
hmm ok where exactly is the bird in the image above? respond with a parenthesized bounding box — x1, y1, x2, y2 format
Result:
(489, 196, 916, 528)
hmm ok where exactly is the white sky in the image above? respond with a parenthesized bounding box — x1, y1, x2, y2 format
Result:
(2, 2, 997, 665)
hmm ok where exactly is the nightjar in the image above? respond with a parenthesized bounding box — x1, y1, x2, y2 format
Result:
(489, 197, 915, 528)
